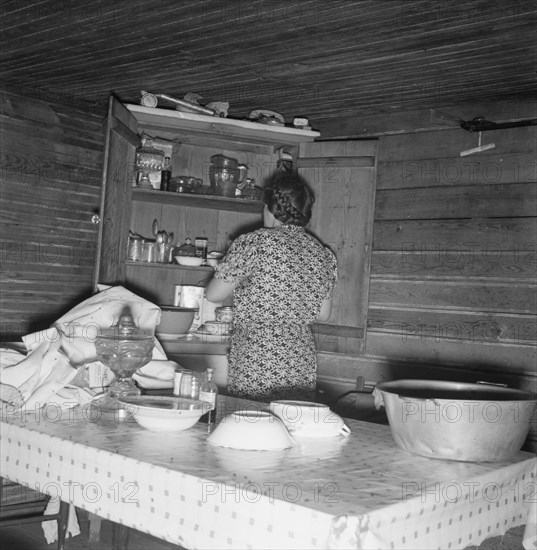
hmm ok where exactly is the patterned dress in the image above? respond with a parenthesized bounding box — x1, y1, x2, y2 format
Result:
(214, 224, 338, 401)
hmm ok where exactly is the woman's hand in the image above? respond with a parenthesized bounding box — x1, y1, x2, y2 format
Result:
(316, 298, 332, 322)
(205, 277, 236, 303)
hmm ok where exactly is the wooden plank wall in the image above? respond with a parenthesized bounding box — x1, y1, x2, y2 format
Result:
(0, 87, 104, 339)
(366, 124, 536, 389)
(316, 104, 536, 448)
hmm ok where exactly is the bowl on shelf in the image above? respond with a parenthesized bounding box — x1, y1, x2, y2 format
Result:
(175, 256, 203, 267)
(118, 396, 211, 432)
(207, 410, 294, 450)
(158, 306, 196, 335)
(207, 251, 224, 267)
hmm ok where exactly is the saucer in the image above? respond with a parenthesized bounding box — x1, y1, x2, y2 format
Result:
(156, 332, 191, 340)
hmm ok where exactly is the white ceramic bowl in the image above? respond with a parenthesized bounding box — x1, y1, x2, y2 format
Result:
(207, 410, 294, 450)
(158, 306, 196, 335)
(269, 400, 351, 438)
(118, 396, 211, 432)
(175, 255, 203, 267)
(207, 251, 224, 267)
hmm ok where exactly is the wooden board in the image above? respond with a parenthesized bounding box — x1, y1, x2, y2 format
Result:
(375, 182, 537, 220)
(127, 105, 319, 146)
(369, 279, 536, 314)
(94, 97, 137, 288)
(299, 140, 378, 355)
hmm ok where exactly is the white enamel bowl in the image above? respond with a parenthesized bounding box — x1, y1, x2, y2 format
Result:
(118, 396, 211, 432)
(207, 251, 224, 267)
(175, 255, 203, 267)
(207, 410, 294, 450)
(269, 400, 351, 438)
(157, 306, 196, 335)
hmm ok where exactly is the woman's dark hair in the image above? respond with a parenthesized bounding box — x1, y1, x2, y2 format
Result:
(263, 171, 315, 226)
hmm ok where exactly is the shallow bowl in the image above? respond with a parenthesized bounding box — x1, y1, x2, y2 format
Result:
(207, 251, 224, 267)
(118, 396, 211, 432)
(207, 410, 294, 450)
(175, 256, 203, 267)
(158, 306, 196, 335)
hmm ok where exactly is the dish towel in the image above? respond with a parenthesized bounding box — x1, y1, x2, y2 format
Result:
(0, 285, 173, 409)
(41, 497, 81, 544)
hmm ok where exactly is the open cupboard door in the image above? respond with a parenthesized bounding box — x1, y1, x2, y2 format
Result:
(93, 97, 140, 290)
(298, 140, 378, 355)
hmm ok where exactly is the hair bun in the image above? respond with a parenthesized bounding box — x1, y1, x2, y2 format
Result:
(263, 172, 314, 226)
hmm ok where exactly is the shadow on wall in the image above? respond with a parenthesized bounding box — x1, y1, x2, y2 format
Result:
(1, 287, 94, 342)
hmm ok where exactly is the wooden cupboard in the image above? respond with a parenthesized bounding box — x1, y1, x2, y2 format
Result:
(95, 97, 378, 354)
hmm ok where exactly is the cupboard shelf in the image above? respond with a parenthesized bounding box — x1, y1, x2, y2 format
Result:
(126, 104, 320, 148)
(125, 261, 214, 271)
(131, 188, 264, 213)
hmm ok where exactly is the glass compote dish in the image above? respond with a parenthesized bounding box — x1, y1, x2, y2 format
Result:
(95, 305, 154, 409)
(134, 138, 165, 188)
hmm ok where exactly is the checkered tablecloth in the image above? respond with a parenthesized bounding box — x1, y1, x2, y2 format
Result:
(1, 396, 535, 549)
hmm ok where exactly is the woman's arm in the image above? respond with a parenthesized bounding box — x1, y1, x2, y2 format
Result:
(316, 297, 332, 322)
(205, 277, 236, 303)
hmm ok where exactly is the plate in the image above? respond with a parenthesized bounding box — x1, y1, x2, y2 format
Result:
(192, 333, 230, 342)
(290, 426, 351, 438)
(248, 109, 285, 125)
(156, 332, 191, 340)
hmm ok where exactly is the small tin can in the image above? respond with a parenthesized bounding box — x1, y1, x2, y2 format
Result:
(215, 306, 233, 323)
(127, 234, 144, 261)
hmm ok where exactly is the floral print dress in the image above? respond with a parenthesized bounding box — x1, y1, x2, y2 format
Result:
(214, 224, 338, 401)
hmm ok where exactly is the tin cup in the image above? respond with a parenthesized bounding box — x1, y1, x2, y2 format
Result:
(142, 242, 157, 263)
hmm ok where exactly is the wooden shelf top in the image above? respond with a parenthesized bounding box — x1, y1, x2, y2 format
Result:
(126, 104, 320, 146)
(125, 260, 214, 270)
(131, 188, 264, 213)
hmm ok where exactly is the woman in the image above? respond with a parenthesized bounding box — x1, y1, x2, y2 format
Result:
(205, 170, 338, 401)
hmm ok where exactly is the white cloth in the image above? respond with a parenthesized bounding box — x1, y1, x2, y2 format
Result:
(0, 285, 174, 410)
(41, 498, 80, 544)
(1, 339, 77, 409)
(132, 360, 178, 389)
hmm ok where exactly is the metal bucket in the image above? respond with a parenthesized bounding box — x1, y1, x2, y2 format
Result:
(374, 379, 537, 462)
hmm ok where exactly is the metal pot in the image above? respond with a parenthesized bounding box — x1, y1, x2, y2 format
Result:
(374, 379, 537, 462)
(210, 154, 239, 169)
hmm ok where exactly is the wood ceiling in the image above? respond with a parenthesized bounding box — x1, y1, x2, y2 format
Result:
(1, 0, 536, 125)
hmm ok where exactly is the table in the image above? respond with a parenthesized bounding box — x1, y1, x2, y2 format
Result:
(1, 396, 535, 550)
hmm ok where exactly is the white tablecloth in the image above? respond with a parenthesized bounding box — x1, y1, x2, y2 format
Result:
(1, 396, 535, 549)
